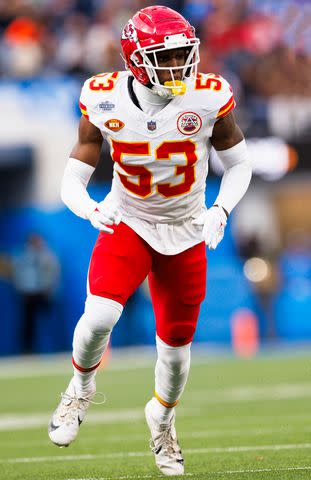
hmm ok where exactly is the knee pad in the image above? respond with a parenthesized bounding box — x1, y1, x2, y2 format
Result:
(155, 303, 201, 347)
(83, 294, 123, 336)
(156, 335, 191, 375)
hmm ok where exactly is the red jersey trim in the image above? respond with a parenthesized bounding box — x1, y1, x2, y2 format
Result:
(79, 101, 89, 120)
(216, 95, 235, 119)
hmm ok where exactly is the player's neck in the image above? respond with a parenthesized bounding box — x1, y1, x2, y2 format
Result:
(133, 79, 170, 115)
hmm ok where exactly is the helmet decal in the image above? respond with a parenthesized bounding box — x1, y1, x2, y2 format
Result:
(121, 20, 137, 42)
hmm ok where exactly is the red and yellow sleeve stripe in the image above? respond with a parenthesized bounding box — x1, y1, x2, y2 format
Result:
(216, 95, 236, 119)
(79, 101, 89, 120)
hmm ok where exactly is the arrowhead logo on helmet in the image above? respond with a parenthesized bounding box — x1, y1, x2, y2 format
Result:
(121, 20, 137, 41)
(120, 6, 200, 95)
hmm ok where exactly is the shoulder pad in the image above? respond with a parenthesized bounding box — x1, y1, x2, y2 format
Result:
(79, 72, 126, 119)
(194, 73, 236, 119)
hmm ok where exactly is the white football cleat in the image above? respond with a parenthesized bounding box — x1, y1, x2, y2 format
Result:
(145, 400, 184, 476)
(48, 378, 96, 447)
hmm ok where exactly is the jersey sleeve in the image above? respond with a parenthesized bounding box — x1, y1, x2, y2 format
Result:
(78, 72, 120, 129)
(212, 75, 235, 120)
(215, 80, 236, 119)
(79, 97, 89, 121)
(195, 73, 236, 120)
(79, 77, 94, 122)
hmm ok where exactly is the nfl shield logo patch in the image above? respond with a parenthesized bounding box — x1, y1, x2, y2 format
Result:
(147, 120, 157, 132)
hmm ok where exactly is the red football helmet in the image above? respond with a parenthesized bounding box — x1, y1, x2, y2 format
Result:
(121, 5, 200, 95)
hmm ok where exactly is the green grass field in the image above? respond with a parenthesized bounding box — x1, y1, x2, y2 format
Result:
(1, 350, 311, 480)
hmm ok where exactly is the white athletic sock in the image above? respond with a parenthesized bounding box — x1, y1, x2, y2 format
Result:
(149, 396, 175, 424)
(152, 336, 191, 424)
(72, 295, 123, 396)
(73, 366, 97, 396)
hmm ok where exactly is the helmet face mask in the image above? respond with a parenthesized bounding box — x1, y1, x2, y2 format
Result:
(132, 40, 200, 93)
(121, 6, 200, 96)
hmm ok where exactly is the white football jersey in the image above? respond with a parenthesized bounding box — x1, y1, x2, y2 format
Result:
(80, 71, 235, 254)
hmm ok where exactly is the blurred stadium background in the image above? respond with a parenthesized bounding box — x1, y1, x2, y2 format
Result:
(0, 0, 311, 357)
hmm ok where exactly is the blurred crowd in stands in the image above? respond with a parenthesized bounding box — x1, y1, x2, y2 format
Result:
(0, 3, 310, 98)
(0, 0, 310, 139)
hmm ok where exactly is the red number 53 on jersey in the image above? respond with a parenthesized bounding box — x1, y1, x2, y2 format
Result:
(110, 140, 198, 199)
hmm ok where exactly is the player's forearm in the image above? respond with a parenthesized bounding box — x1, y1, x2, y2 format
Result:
(60, 158, 97, 219)
(214, 139, 252, 214)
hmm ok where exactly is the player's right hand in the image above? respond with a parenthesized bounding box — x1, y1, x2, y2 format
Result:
(89, 197, 122, 234)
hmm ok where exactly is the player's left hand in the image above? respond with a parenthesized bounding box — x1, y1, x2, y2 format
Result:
(97, 193, 122, 225)
(192, 206, 227, 250)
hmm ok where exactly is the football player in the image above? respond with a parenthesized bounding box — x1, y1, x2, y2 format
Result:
(48, 5, 252, 476)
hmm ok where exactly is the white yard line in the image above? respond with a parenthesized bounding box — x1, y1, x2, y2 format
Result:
(1, 348, 309, 379)
(2, 443, 311, 464)
(0, 407, 204, 432)
(0, 409, 144, 431)
(2, 340, 311, 380)
(0, 356, 216, 379)
(0, 425, 306, 448)
(0, 347, 236, 379)
(2, 381, 311, 432)
(67, 476, 194, 480)
(0, 362, 153, 379)
(1, 405, 311, 432)
(64, 466, 311, 480)
(190, 383, 311, 403)
(0, 348, 187, 379)
(216, 466, 311, 475)
(66, 477, 168, 480)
